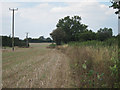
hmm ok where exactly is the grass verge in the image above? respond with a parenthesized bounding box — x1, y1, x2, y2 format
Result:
(60, 40, 118, 88)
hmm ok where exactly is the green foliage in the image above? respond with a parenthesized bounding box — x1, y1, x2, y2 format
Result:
(48, 43, 56, 48)
(110, 51, 120, 88)
(97, 73, 104, 80)
(81, 68, 105, 87)
(117, 34, 120, 48)
(110, 65, 118, 76)
(82, 63, 87, 69)
(75, 30, 96, 41)
(2, 36, 26, 47)
(2, 36, 12, 47)
(46, 37, 52, 42)
(81, 59, 105, 87)
(39, 36, 45, 41)
(56, 15, 88, 42)
(50, 27, 66, 45)
(110, 1, 120, 16)
(97, 27, 113, 41)
(68, 38, 117, 47)
(110, 1, 120, 86)
(87, 70, 94, 76)
(66, 40, 118, 88)
(51, 15, 114, 45)
(28, 36, 52, 43)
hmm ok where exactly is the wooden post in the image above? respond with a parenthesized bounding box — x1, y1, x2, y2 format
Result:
(9, 8, 18, 51)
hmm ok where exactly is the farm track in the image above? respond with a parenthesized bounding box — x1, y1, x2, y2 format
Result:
(2, 43, 72, 88)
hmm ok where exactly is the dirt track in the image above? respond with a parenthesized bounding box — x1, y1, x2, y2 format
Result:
(2, 43, 72, 88)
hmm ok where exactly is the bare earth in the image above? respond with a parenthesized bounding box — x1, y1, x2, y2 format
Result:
(2, 43, 72, 88)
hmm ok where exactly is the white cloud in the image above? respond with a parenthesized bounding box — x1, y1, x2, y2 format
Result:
(18, 1, 116, 24)
(49, 1, 117, 32)
(1, 3, 20, 35)
(0, 0, 110, 2)
(19, 3, 54, 23)
(1, 2, 118, 39)
(2, 2, 20, 16)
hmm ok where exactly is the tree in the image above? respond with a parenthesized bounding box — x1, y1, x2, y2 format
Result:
(110, 0, 120, 19)
(50, 28, 66, 45)
(28, 37, 52, 43)
(46, 37, 52, 42)
(56, 16, 88, 42)
(97, 27, 113, 41)
(39, 36, 45, 42)
(2, 36, 26, 47)
(75, 30, 97, 41)
(2, 36, 12, 47)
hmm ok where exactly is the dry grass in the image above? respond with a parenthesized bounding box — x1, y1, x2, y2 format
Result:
(62, 45, 118, 88)
(2, 42, 118, 88)
(2, 43, 72, 88)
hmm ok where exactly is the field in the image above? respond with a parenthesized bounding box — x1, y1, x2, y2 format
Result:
(2, 42, 119, 88)
(2, 43, 72, 88)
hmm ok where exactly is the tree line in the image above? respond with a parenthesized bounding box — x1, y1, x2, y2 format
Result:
(1, 35, 52, 47)
(28, 36, 52, 43)
(1, 36, 27, 47)
(50, 16, 116, 45)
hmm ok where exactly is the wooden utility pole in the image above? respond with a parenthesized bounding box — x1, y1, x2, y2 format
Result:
(26, 32, 29, 48)
(9, 8, 18, 51)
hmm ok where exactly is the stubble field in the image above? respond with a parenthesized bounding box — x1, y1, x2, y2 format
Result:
(2, 43, 72, 88)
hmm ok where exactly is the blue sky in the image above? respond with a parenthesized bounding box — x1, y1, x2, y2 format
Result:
(0, 0, 118, 39)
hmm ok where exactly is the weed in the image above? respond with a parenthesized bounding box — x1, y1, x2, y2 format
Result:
(62, 41, 118, 88)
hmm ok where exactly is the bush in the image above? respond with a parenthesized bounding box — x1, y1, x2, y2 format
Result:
(2, 36, 27, 47)
(47, 43, 56, 48)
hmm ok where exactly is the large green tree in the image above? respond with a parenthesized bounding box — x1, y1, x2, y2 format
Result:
(56, 16, 88, 42)
(50, 28, 66, 45)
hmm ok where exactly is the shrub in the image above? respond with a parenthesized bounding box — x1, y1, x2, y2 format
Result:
(47, 43, 56, 48)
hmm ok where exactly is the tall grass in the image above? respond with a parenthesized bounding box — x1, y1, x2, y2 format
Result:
(62, 40, 118, 88)
(69, 38, 117, 47)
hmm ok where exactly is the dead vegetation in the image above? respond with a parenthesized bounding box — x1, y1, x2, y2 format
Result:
(59, 45, 118, 88)
(2, 43, 72, 88)
(2, 43, 118, 88)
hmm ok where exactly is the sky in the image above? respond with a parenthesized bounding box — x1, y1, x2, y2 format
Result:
(0, 0, 119, 39)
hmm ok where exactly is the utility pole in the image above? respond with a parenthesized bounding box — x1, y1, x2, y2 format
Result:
(26, 32, 29, 48)
(9, 8, 18, 51)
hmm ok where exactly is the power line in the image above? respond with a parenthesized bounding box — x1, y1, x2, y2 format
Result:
(9, 8, 18, 51)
